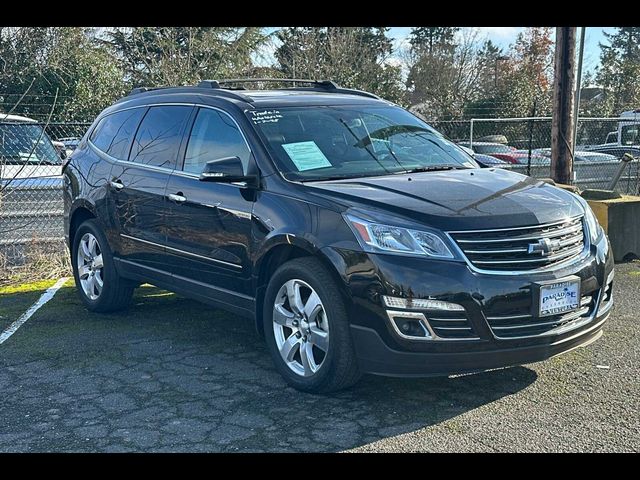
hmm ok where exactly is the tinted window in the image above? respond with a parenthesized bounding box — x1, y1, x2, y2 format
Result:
(129, 106, 192, 168)
(183, 108, 251, 174)
(90, 108, 146, 159)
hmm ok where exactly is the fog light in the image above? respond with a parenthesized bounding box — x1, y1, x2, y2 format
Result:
(382, 295, 464, 311)
(387, 312, 431, 339)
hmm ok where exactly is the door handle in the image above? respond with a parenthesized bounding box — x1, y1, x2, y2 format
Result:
(168, 193, 187, 203)
(110, 179, 124, 191)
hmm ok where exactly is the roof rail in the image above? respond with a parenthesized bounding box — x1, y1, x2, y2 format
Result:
(128, 86, 163, 96)
(207, 78, 340, 89)
(198, 78, 381, 100)
(126, 83, 252, 103)
(127, 79, 381, 103)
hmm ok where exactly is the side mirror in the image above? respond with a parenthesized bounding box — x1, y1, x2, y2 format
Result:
(199, 156, 257, 185)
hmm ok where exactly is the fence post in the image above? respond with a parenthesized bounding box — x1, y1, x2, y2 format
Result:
(469, 119, 474, 148)
(527, 100, 537, 177)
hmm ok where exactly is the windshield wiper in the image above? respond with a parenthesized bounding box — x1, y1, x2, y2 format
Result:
(302, 174, 372, 182)
(400, 165, 460, 173)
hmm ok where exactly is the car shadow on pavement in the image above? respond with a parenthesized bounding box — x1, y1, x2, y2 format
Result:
(0, 284, 538, 452)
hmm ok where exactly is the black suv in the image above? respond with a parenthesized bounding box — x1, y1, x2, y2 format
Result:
(64, 79, 614, 393)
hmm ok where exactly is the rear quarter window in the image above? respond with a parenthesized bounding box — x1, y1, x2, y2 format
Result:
(90, 108, 146, 160)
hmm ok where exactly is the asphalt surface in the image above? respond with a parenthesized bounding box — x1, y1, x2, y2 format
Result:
(0, 263, 638, 452)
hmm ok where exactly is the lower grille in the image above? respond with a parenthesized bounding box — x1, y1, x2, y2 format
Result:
(424, 310, 478, 340)
(486, 293, 596, 339)
(386, 309, 479, 341)
(449, 216, 586, 273)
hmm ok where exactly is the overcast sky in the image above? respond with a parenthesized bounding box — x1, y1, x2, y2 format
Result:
(260, 27, 617, 82)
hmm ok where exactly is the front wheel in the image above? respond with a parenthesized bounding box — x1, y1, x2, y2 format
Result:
(263, 257, 361, 393)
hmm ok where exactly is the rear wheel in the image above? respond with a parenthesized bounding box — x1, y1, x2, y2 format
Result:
(263, 257, 361, 393)
(71, 219, 134, 312)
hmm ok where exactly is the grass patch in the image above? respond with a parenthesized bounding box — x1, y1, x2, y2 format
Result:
(0, 240, 71, 288)
(0, 278, 59, 331)
(4, 279, 248, 362)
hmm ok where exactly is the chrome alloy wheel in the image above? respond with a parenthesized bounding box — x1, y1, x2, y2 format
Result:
(272, 279, 330, 377)
(77, 232, 104, 300)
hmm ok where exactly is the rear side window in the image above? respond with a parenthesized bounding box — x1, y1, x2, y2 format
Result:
(129, 106, 192, 169)
(89, 108, 146, 160)
(183, 108, 251, 174)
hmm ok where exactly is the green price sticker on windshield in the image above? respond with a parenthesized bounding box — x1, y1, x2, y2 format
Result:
(281, 141, 332, 172)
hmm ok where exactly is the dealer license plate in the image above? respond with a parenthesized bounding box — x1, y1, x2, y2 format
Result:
(538, 279, 580, 317)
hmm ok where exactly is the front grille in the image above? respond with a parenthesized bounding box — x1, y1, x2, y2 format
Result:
(449, 216, 586, 273)
(423, 310, 478, 340)
(486, 293, 596, 339)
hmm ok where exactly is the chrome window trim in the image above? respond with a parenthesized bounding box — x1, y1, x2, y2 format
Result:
(445, 215, 591, 276)
(120, 234, 242, 269)
(88, 102, 254, 178)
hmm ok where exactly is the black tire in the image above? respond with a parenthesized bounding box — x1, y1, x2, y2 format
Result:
(71, 219, 134, 312)
(263, 257, 362, 393)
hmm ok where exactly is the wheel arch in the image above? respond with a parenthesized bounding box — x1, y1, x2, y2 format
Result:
(68, 202, 97, 249)
(253, 236, 350, 337)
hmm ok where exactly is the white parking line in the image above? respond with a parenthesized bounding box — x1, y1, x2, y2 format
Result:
(0, 277, 69, 345)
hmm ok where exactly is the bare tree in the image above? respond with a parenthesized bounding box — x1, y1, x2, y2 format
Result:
(405, 29, 486, 120)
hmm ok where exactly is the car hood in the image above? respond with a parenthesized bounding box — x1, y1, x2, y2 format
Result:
(306, 168, 585, 231)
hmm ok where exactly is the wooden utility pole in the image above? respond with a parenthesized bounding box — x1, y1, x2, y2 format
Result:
(551, 27, 577, 185)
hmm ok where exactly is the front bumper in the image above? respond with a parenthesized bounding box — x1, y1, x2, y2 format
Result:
(323, 233, 614, 377)
(350, 308, 609, 377)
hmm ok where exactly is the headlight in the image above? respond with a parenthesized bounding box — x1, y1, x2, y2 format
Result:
(345, 214, 455, 259)
(575, 195, 603, 243)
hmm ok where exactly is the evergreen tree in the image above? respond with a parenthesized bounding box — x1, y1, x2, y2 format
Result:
(104, 27, 268, 87)
(595, 27, 640, 114)
(0, 27, 125, 121)
(275, 27, 404, 104)
(409, 27, 460, 54)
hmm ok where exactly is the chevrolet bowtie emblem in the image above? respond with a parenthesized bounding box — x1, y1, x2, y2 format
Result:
(527, 238, 562, 256)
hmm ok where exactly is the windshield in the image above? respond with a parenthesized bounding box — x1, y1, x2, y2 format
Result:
(247, 105, 476, 181)
(0, 123, 60, 165)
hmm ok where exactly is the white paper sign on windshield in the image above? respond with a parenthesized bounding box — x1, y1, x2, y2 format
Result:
(281, 141, 332, 171)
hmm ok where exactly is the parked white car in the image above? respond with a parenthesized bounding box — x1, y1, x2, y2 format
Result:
(0, 113, 63, 181)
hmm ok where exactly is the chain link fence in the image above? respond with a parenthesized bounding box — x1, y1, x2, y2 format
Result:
(1, 120, 90, 268)
(2, 113, 640, 269)
(430, 117, 640, 194)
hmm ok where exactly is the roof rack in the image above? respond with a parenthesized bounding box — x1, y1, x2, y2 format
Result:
(197, 78, 381, 100)
(128, 86, 163, 96)
(200, 78, 339, 89)
(127, 84, 252, 103)
(126, 78, 381, 103)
